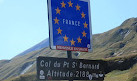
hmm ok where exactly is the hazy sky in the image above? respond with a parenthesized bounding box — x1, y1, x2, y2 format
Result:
(0, 0, 137, 60)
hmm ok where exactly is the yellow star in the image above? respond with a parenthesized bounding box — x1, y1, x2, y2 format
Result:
(57, 27, 62, 34)
(54, 17, 59, 24)
(77, 37, 82, 43)
(76, 4, 80, 11)
(61, 1, 66, 8)
(55, 7, 61, 14)
(82, 31, 87, 37)
(81, 12, 86, 18)
(68, 1, 73, 7)
(83, 21, 88, 28)
(63, 35, 68, 42)
(70, 38, 75, 46)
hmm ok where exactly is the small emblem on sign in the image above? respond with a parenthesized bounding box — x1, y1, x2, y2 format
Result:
(99, 74, 104, 77)
(87, 44, 91, 48)
(40, 70, 45, 79)
(88, 74, 93, 80)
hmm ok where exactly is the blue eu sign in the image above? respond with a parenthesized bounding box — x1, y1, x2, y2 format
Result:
(48, 0, 92, 52)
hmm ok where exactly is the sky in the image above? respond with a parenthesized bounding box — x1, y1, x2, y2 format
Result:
(0, 0, 137, 60)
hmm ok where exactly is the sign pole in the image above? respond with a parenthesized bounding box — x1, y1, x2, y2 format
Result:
(67, 51, 72, 59)
(67, 51, 73, 81)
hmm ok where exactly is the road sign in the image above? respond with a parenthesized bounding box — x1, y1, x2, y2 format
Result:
(37, 57, 106, 80)
(48, 0, 92, 52)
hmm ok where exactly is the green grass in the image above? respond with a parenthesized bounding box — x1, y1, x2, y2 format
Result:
(128, 63, 137, 81)
(104, 70, 129, 81)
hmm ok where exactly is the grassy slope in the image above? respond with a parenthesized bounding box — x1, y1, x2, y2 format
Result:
(128, 63, 137, 81)
(104, 70, 129, 81)
(0, 60, 10, 68)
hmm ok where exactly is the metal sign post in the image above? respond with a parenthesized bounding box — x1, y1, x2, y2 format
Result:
(67, 51, 72, 59)
(67, 51, 73, 81)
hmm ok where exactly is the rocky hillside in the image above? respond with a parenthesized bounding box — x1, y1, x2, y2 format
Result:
(1, 17, 137, 81)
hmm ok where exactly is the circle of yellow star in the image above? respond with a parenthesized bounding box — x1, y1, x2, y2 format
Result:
(83, 21, 88, 28)
(63, 35, 68, 42)
(75, 4, 80, 11)
(54, 17, 59, 24)
(68, 1, 73, 7)
(55, 7, 61, 14)
(57, 27, 62, 34)
(77, 37, 82, 43)
(61, 1, 66, 8)
(82, 31, 87, 37)
(70, 38, 75, 46)
(81, 12, 86, 18)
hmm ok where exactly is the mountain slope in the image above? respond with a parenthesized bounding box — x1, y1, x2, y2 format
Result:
(0, 60, 10, 68)
(79, 17, 137, 59)
(16, 38, 49, 57)
(1, 17, 137, 81)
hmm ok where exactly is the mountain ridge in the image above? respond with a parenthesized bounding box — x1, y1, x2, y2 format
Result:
(16, 38, 49, 57)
